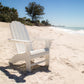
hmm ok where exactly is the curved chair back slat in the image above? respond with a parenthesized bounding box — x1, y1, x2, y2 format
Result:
(10, 21, 32, 54)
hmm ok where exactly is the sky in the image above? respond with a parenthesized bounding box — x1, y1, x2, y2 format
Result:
(0, 0, 84, 27)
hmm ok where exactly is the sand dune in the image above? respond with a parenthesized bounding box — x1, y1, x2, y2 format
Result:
(0, 22, 84, 84)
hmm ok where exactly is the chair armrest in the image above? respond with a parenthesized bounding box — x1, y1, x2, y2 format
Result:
(8, 39, 32, 43)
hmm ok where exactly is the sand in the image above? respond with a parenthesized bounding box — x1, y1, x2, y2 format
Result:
(0, 22, 84, 84)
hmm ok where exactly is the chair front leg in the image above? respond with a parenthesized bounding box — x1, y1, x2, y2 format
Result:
(25, 43, 32, 72)
(25, 53, 31, 72)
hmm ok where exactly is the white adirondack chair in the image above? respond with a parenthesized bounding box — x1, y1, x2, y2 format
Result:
(9, 21, 51, 72)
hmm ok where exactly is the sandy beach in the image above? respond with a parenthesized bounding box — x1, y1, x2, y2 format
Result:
(0, 22, 84, 84)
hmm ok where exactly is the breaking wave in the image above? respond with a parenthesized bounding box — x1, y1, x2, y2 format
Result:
(49, 26, 84, 35)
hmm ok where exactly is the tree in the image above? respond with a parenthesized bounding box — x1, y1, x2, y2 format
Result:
(41, 19, 51, 26)
(41, 20, 46, 24)
(10, 8, 18, 21)
(26, 18, 31, 22)
(0, 3, 18, 22)
(25, 2, 44, 21)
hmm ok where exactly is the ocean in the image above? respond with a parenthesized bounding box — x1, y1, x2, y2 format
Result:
(50, 26, 84, 35)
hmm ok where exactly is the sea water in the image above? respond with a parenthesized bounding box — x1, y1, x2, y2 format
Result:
(49, 26, 84, 35)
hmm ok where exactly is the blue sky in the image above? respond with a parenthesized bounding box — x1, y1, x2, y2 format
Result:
(0, 0, 84, 27)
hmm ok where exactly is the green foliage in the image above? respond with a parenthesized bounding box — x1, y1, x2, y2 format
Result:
(25, 2, 44, 21)
(41, 20, 51, 26)
(0, 2, 51, 26)
(0, 3, 18, 22)
(41, 20, 46, 24)
(17, 18, 25, 24)
(26, 18, 31, 22)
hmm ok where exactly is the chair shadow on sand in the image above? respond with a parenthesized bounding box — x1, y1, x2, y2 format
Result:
(0, 63, 50, 83)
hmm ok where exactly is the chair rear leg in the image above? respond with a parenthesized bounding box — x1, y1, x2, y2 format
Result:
(45, 54, 49, 66)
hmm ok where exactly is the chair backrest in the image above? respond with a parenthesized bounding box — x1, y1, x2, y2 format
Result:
(10, 21, 32, 54)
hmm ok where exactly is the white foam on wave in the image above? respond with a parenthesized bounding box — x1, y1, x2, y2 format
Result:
(49, 26, 84, 35)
